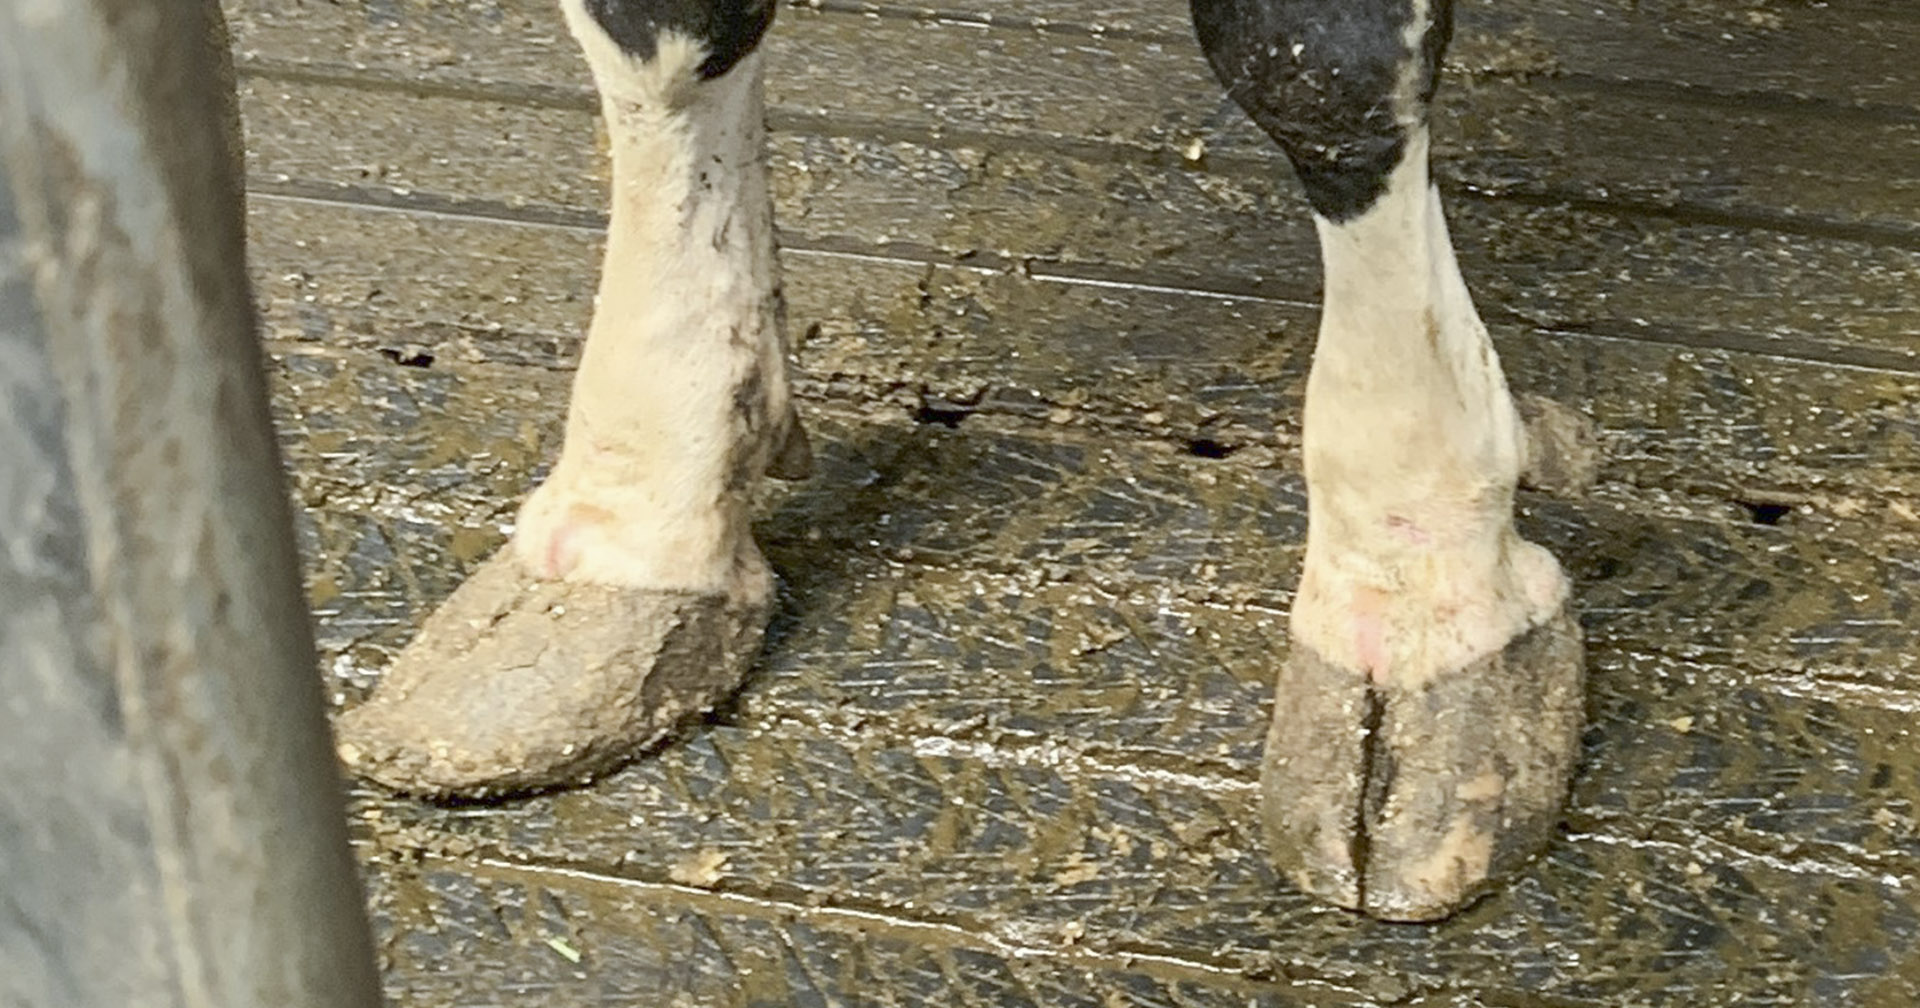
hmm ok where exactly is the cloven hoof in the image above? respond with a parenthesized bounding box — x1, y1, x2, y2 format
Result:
(1262, 603, 1585, 921)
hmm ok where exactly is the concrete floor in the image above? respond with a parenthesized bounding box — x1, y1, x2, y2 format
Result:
(229, 0, 1920, 1003)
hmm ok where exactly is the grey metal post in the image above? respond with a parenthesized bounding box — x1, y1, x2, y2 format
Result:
(0, 2, 384, 1006)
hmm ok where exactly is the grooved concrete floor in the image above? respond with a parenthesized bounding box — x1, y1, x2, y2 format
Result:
(231, 0, 1920, 1003)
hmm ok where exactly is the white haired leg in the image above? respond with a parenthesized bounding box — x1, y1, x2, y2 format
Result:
(1263, 132, 1585, 920)
(337, 6, 802, 798)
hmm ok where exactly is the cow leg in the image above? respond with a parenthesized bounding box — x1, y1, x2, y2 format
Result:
(337, 0, 804, 798)
(1191, 0, 1585, 919)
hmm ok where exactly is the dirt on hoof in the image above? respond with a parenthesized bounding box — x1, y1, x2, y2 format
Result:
(335, 551, 769, 800)
(1261, 604, 1586, 921)
(767, 402, 814, 481)
(1517, 393, 1600, 497)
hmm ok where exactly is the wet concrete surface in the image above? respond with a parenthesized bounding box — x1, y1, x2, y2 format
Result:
(231, 0, 1919, 1003)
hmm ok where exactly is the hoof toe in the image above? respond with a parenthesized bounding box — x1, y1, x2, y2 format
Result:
(336, 551, 768, 800)
(1262, 604, 1585, 920)
(1517, 394, 1600, 497)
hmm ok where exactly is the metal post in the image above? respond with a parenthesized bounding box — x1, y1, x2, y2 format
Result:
(0, 2, 383, 1005)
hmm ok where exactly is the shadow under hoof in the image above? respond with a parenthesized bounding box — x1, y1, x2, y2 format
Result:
(335, 551, 769, 801)
(1262, 603, 1586, 921)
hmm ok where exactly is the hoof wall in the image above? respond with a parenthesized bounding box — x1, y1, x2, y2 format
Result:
(1517, 394, 1600, 497)
(1262, 605, 1585, 921)
(336, 552, 768, 800)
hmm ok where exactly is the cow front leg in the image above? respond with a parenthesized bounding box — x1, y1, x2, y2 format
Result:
(1192, 0, 1585, 919)
(337, 0, 805, 798)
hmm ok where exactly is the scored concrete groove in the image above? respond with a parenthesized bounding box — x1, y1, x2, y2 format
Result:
(227, 70, 1920, 366)
(222, 0, 1920, 112)
(246, 178, 1920, 378)
(246, 194, 1920, 511)
(360, 860, 1400, 1006)
(220, 0, 1920, 269)
(228, 55, 1920, 252)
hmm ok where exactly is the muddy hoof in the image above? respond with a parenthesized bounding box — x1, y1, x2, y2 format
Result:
(1262, 604, 1585, 920)
(336, 551, 768, 799)
(1517, 394, 1599, 497)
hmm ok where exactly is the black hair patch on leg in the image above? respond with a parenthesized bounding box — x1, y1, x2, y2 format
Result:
(586, 0, 775, 79)
(1190, 0, 1453, 221)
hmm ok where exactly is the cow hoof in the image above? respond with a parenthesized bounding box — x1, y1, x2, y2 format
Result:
(335, 550, 768, 799)
(1517, 394, 1599, 497)
(1262, 603, 1585, 921)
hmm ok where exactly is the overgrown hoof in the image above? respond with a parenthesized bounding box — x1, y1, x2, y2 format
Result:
(1262, 604, 1585, 921)
(335, 551, 768, 800)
